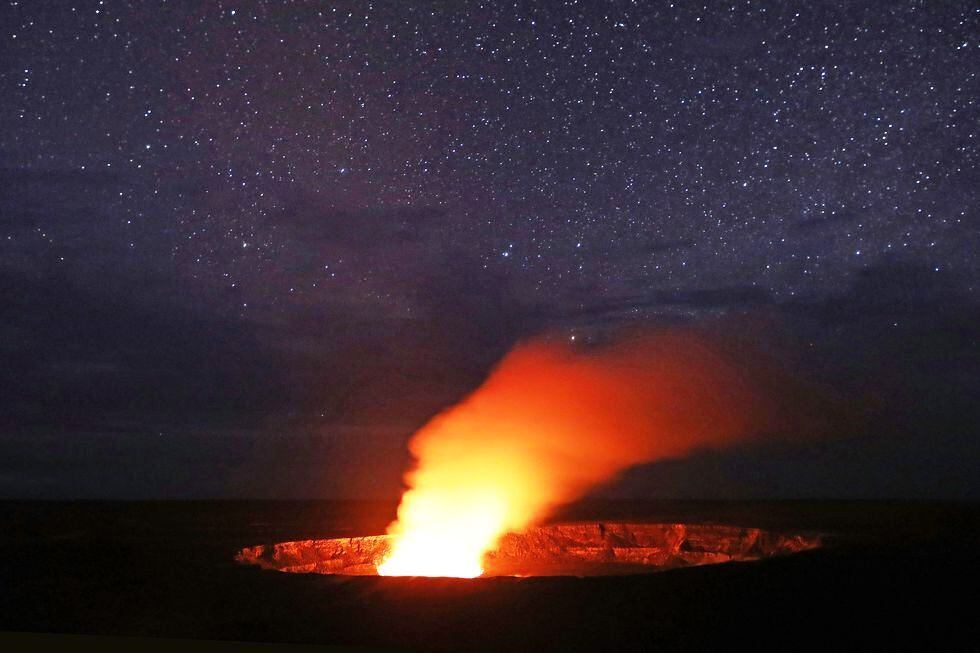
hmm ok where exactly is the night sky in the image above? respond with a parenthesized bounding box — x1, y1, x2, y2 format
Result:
(1, 1, 977, 499)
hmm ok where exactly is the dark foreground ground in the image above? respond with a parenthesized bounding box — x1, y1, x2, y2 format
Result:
(1, 500, 977, 651)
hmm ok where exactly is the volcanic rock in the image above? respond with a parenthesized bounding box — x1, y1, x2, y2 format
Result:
(236, 522, 820, 577)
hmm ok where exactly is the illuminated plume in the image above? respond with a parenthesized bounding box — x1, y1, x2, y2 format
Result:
(378, 330, 793, 577)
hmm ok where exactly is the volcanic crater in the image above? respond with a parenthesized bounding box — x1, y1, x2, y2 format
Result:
(236, 522, 821, 577)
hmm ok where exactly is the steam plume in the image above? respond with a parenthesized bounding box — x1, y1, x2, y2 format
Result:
(379, 327, 821, 577)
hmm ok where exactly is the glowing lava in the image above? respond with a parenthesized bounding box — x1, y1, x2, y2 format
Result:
(376, 489, 505, 577)
(239, 522, 823, 577)
(376, 330, 815, 578)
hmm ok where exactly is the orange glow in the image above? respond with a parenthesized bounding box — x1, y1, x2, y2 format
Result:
(377, 330, 786, 577)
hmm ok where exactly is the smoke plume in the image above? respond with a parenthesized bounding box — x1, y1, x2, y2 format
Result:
(379, 327, 828, 576)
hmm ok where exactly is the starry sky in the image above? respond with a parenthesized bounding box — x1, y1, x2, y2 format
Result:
(1, 1, 977, 499)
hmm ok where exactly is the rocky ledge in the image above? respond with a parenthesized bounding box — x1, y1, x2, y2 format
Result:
(236, 522, 821, 577)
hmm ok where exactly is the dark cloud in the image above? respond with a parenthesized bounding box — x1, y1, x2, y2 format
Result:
(0, 267, 289, 432)
(1, 255, 976, 498)
(540, 284, 773, 328)
(601, 261, 980, 500)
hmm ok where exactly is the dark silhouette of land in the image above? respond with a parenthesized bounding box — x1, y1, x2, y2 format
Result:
(0, 500, 976, 650)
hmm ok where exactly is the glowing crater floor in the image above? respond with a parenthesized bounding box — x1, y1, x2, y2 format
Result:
(235, 522, 822, 577)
